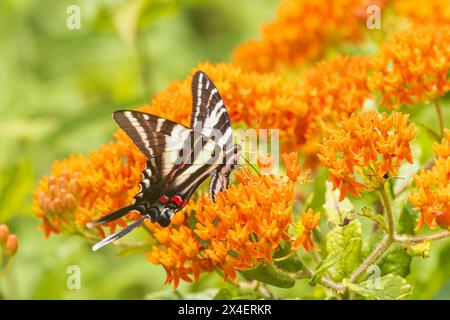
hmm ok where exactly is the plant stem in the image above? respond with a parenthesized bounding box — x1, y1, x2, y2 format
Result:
(349, 235, 392, 283)
(434, 98, 445, 137)
(379, 189, 395, 240)
(349, 188, 396, 283)
(0, 256, 13, 278)
(395, 231, 450, 244)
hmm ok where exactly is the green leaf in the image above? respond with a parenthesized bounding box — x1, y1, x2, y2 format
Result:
(273, 242, 303, 273)
(380, 246, 412, 277)
(326, 219, 362, 281)
(240, 262, 295, 288)
(354, 207, 388, 233)
(323, 181, 353, 225)
(397, 207, 415, 236)
(345, 274, 413, 300)
(309, 250, 342, 286)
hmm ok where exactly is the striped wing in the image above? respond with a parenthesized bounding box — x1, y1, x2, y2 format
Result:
(191, 71, 239, 201)
(114, 110, 222, 202)
(113, 110, 191, 160)
(191, 71, 233, 150)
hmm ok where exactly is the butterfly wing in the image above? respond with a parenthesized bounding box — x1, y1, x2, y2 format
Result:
(191, 71, 233, 150)
(191, 71, 239, 201)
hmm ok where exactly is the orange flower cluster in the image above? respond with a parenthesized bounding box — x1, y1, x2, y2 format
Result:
(147, 154, 315, 287)
(393, 0, 450, 26)
(232, 0, 385, 72)
(33, 58, 374, 236)
(32, 139, 146, 238)
(368, 25, 450, 109)
(409, 129, 450, 230)
(318, 111, 416, 201)
(298, 56, 372, 152)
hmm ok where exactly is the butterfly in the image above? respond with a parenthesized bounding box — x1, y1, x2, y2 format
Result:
(87, 71, 241, 251)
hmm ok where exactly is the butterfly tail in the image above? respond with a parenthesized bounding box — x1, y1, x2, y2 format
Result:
(91, 215, 149, 251)
(86, 204, 138, 229)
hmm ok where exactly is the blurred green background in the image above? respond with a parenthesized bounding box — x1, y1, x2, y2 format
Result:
(0, 0, 278, 299)
(0, 0, 449, 299)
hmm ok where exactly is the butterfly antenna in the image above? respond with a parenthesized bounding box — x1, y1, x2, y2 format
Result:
(239, 154, 260, 176)
(92, 215, 150, 251)
(86, 204, 137, 229)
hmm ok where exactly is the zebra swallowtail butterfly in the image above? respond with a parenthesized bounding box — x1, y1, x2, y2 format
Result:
(87, 71, 240, 251)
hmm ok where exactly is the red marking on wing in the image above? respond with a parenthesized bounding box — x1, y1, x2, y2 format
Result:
(159, 195, 169, 204)
(182, 199, 188, 208)
(170, 195, 182, 207)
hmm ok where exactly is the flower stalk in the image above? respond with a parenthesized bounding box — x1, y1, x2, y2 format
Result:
(434, 98, 445, 137)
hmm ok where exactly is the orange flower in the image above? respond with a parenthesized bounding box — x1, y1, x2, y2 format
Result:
(233, 0, 386, 72)
(33, 59, 376, 237)
(32, 138, 145, 238)
(409, 129, 450, 230)
(368, 25, 450, 109)
(293, 209, 321, 252)
(145, 153, 313, 287)
(282, 152, 310, 183)
(0, 224, 19, 257)
(393, 0, 450, 26)
(298, 56, 373, 153)
(318, 111, 416, 201)
(0, 224, 9, 245)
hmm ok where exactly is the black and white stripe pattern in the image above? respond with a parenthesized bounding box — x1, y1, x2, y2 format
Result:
(191, 71, 239, 201)
(191, 71, 233, 151)
(87, 71, 241, 250)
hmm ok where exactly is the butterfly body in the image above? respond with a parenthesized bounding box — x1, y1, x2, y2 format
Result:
(87, 71, 240, 250)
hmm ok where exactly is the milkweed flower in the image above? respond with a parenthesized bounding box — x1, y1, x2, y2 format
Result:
(298, 56, 373, 153)
(292, 209, 320, 252)
(282, 152, 310, 183)
(147, 154, 312, 287)
(368, 25, 450, 109)
(318, 111, 416, 201)
(32, 139, 146, 238)
(409, 129, 450, 230)
(33, 59, 376, 238)
(233, 0, 386, 72)
(393, 0, 450, 26)
(31, 63, 307, 237)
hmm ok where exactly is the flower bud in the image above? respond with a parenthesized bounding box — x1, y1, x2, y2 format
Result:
(6, 234, 18, 256)
(0, 224, 10, 246)
(435, 211, 450, 230)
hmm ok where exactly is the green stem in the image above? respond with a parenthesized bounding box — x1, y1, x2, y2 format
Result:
(349, 188, 396, 283)
(395, 231, 450, 244)
(434, 98, 445, 137)
(0, 256, 13, 278)
(290, 257, 345, 293)
(349, 235, 392, 283)
(379, 189, 395, 240)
